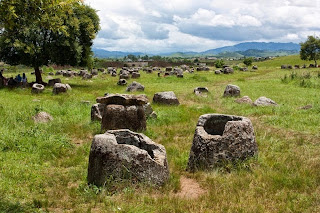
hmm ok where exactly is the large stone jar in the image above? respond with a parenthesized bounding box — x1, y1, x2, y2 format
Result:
(87, 129, 169, 186)
(187, 114, 258, 171)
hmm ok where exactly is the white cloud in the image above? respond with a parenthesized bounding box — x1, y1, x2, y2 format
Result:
(85, 0, 320, 53)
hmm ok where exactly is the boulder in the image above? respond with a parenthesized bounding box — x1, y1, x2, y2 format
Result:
(48, 78, 61, 86)
(126, 81, 145, 92)
(91, 69, 98, 76)
(281, 65, 287, 69)
(82, 73, 92, 80)
(153, 91, 180, 105)
(187, 114, 258, 171)
(240, 67, 248, 71)
(32, 111, 53, 123)
(87, 129, 169, 186)
(117, 79, 127, 86)
(235, 96, 253, 105)
(252, 65, 258, 70)
(52, 83, 70, 94)
(177, 74, 184, 78)
(31, 83, 45, 94)
(253, 96, 277, 106)
(223, 84, 240, 97)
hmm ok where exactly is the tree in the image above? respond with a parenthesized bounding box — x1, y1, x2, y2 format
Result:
(300, 36, 320, 67)
(215, 59, 225, 68)
(243, 57, 253, 66)
(0, 0, 100, 83)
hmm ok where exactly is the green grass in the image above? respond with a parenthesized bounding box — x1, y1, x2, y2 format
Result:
(0, 58, 320, 212)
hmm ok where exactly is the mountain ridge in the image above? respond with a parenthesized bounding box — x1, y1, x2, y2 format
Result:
(93, 42, 301, 58)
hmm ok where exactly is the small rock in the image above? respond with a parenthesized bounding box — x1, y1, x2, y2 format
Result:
(235, 96, 253, 104)
(32, 111, 53, 123)
(117, 79, 127, 86)
(253, 97, 277, 106)
(215, 70, 221, 74)
(298, 105, 312, 110)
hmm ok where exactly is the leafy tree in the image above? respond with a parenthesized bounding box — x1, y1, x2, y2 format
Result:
(300, 36, 320, 67)
(0, 0, 100, 83)
(127, 54, 137, 61)
(243, 57, 253, 66)
(215, 59, 225, 68)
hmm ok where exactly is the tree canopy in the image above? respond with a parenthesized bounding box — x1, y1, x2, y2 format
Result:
(300, 36, 320, 66)
(0, 0, 100, 83)
(243, 57, 253, 66)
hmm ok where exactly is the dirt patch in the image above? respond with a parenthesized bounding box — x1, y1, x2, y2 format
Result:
(174, 176, 207, 199)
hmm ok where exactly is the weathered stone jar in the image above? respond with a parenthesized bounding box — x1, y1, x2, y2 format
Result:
(187, 114, 258, 171)
(87, 129, 169, 186)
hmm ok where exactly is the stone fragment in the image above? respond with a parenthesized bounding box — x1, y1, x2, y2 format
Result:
(32, 111, 53, 123)
(235, 96, 253, 104)
(31, 83, 45, 94)
(126, 81, 145, 92)
(253, 97, 277, 106)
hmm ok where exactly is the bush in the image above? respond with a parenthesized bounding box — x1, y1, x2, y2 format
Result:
(215, 59, 225, 68)
(243, 57, 253, 66)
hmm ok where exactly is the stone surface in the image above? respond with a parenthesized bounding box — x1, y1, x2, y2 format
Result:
(31, 83, 45, 94)
(96, 94, 148, 106)
(298, 104, 312, 110)
(187, 114, 258, 171)
(153, 91, 179, 105)
(253, 97, 277, 106)
(252, 65, 258, 70)
(87, 129, 169, 186)
(215, 70, 221, 74)
(235, 96, 253, 104)
(126, 81, 145, 92)
(131, 72, 140, 78)
(91, 103, 105, 121)
(52, 83, 71, 94)
(101, 104, 146, 131)
(32, 111, 53, 123)
(223, 84, 240, 97)
(48, 78, 61, 86)
(222, 67, 234, 74)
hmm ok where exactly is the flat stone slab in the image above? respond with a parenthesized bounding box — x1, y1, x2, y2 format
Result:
(96, 94, 148, 106)
(253, 96, 277, 106)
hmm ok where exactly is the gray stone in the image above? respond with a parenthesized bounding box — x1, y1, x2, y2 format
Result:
(253, 96, 277, 106)
(223, 84, 240, 97)
(131, 72, 140, 78)
(91, 69, 98, 76)
(87, 129, 169, 186)
(32, 111, 53, 123)
(153, 91, 179, 105)
(252, 65, 258, 70)
(187, 114, 258, 171)
(96, 94, 148, 106)
(31, 83, 45, 94)
(223, 67, 234, 74)
(126, 81, 145, 92)
(82, 73, 92, 80)
(101, 105, 146, 131)
(48, 78, 61, 86)
(91, 103, 105, 121)
(235, 96, 253, 104)
(52, 83, 70, 94)
(298, 105, 312, 110)
(215, 70, 221, 74)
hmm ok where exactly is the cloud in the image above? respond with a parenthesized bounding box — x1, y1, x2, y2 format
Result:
(85, 0, 320, 53)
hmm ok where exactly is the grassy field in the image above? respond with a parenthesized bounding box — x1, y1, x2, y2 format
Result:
(1, 55, 320, 212)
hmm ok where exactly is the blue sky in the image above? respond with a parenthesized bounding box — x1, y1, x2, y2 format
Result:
(85, 0, 320, 53)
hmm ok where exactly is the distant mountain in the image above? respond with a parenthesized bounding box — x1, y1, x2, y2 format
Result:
(202, 42, 300, 55)
(93, 48, 144, 58)
(93, 42, 300, 58)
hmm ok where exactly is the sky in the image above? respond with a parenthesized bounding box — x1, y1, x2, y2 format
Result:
(85, 0, 320, 53)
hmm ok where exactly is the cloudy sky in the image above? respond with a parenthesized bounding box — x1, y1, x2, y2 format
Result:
(85, 0, 320, 53)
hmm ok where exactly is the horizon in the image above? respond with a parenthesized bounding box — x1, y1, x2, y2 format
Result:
(85, 0, 320, 53)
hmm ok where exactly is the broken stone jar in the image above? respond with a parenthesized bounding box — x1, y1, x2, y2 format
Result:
(187, 114, 258, 171)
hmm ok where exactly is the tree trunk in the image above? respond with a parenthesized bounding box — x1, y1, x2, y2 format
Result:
(314, 60, 317, 68)
(35, 66, 44, 84)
